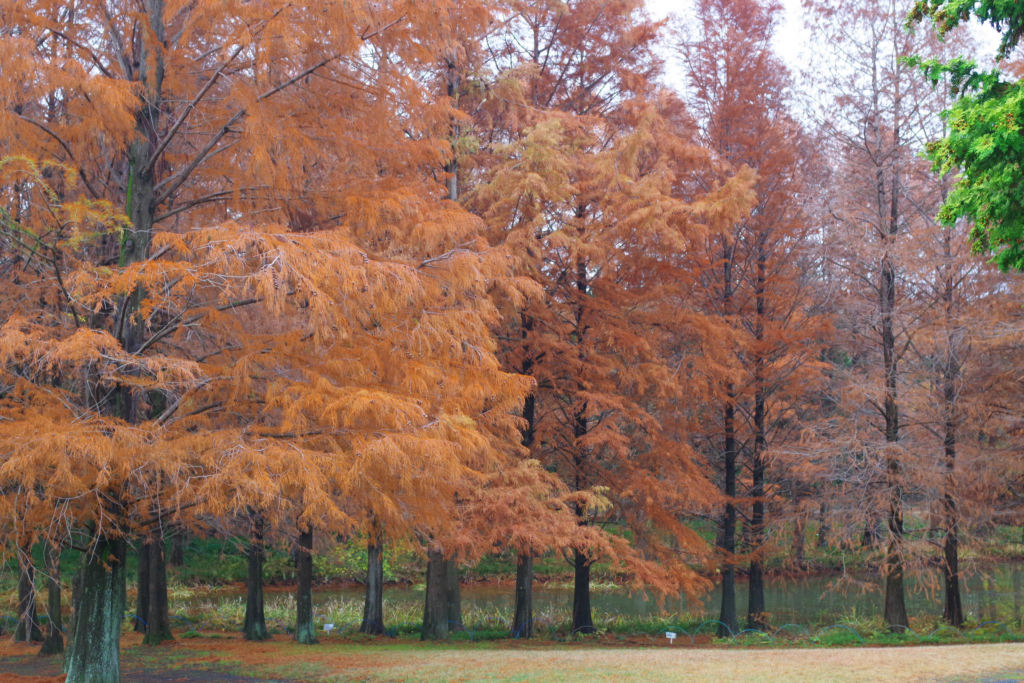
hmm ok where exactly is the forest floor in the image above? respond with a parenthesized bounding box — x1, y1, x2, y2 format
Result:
(1, 633, 1023, 682)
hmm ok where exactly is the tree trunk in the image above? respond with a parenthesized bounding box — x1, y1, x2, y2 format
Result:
(360, 532, 385, 635)
(134, 538, 149, 633)
(571, 549, 595, 634)
(15, 542, 42, 642)
(939, 227, 964, 628)
(940, 370, 963, 627)
(719, 396, 738, 637)
(942, 520, 963, 627)
(512, 553, 533, 638)
(142, 533, 173, 645)
(243, 516, 268, 641)
(295, 528, 317, 644)
(39, 541, 63, 655)
(444, 557, 462, 631)
(792, 514, 807, 569)
(64, 536, 126, 683)
(421, 548, 448, 640)
(747, 362, 767, 630)
(1012, 568, 1022, 626)
(170, 528, 185, 567)
(816, 502, 829, 549)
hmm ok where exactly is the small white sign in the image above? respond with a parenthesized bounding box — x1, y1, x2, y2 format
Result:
(665, 631, 677, 644)
(323, 623, 335, 633)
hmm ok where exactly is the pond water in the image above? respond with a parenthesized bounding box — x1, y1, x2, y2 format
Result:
(186, 562, 1024, 628)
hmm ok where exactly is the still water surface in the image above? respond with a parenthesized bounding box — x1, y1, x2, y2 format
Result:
(196, 563, 1024, 626)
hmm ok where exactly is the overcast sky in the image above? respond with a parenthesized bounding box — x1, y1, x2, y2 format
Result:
(645, 0, 1002, 91)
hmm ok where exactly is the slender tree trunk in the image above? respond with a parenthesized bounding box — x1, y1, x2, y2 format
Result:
(817, 502, 829, 549)
(747, 257, 768, 632)
(170, 528, 185, 567)
(512, 339, 537, 639)
(134, 538, 149, 633)
(879, 65, 909, 632)
(512, 553, 534, 638)
(571, 550, 595, 634)
(295, 527, 317, 644)
(15, 541, 42, 642)
(39, 541, 63, 655)
(360, 529, 385, 635)
(444, 558, 462, 631)
(1013, 568, 1022, 626)
(244, 516, 268, 641)
(792, 514, 807, 569)
(421, 548, 448, 640)
(142, 533, 173, 645)
(65, 536, 126, 683)
(719, 394, 739, 637)
(939, 387, 962, 627)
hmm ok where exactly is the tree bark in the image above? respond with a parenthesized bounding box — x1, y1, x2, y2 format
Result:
(142, 533, 173, 645)
(64, 536, 126, 683)
(170, 528, 185, 567)
(15, 541, 42, 643)
(512, 553, 534, 638)
(719, 394, 739, 637)
(295, 527, 317, 644)
(421, 548, 448, 640)
(360, 531, 385, 635)
(134, 538, 149, 633)
(39, 540, 63, 655)
(244, 516, 268, 641)
(816, 502, 829, 549)
(571, 549, 595, 634)
(792, 514, 807, 569)
(747, 316, 767, 632)
(444, 557, 463, 631)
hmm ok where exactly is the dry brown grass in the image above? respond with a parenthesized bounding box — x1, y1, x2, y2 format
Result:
(3, 634, 1024, 682)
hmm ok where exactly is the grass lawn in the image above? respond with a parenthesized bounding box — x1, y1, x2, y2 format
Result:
(2, 633, 1024, 682)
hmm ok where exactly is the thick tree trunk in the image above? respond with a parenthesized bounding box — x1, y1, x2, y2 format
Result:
(512, 553, 533, 638)
(15, 542, 42, 642)
(142, 533, 173, 645)
(65, 536, 126, 683)
(295, 528, 317, 644)
(134, 538, 149, 633)
(421, 548, 448, 640)
(571, 549, 595, 634)
(244, 516, 268, 641)
(360, 533, 385, 635)
(39, 541, 63, 655)
(444, 558, 463, 631)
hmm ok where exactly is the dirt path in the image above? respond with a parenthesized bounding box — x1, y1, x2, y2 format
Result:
(1, 637, 1023, 682)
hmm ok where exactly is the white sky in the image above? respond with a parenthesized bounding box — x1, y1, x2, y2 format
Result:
(645, 0, 1002, 90)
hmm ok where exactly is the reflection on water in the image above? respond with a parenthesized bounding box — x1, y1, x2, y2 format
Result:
(191, 563, 1024, 626)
